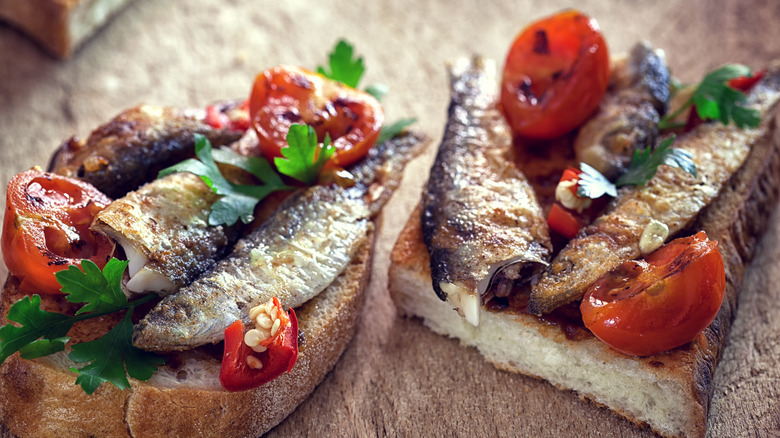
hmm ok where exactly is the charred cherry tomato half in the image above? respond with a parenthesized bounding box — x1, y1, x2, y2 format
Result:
(501, 10, 610, 139)
(2, 169, 115, 294)
(249, 65, 384, 167)
(580, 231, 725, 356)
(219, 297, 299, 391)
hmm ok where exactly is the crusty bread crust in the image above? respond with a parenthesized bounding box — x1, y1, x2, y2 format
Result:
(0, 0, 134, 58)
(0, 227, 373, 438)
(389, 105, 780, 436)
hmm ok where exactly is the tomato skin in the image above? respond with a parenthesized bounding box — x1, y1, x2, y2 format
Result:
(2, 170, 115, 295)
(249, 65, 384, 167)
(727, 70, 765, 92)
(219, 298, 298, 392)
(547, 203, 582, 239)
(204, 99, 250, 132)
(547, 167, 608, 239)
(580, 231, 725, 356)
(500, 10, 610, 139)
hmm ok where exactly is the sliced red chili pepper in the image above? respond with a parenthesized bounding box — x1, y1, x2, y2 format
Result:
(204, 100, 251, 132)
(727, 70, 765, 92)
(2, 169, 115, 294)
(547, 203, 583, 239)
(559, 167, 582, 193)
(219, 297, 299, 392)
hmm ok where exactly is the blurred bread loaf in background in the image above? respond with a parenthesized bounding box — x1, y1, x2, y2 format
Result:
(0, 0, 134, 58)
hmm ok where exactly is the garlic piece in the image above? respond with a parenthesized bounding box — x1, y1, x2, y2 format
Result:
(639, 219, 669, 255)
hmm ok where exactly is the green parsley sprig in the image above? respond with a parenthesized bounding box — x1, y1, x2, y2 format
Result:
(318, 39, 365, 89)
(318, 38, 389, 102)
(159, 135, 294, 226)
(377, 118, 417, 144)
(317, 39, 416, 125)
(659, 64, 761, 130)
(275, 124, 335, 185)
(577, 136, 697, 199)
(0, 259, 164, 394)
(159, 131, 342, 226)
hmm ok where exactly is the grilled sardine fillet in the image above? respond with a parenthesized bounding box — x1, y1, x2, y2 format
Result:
(574, 42, 670, 179)
(529, 63, 780, 315)
(422, 56, 552, 327)
(91, 172, 240, 296)
(132, 131, 427, 351)
(48, 103, 244, 198)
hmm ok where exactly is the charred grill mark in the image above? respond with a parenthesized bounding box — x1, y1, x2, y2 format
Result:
(291, 73, 314, 90)
(282, 110, 303, 123)
(517, 79, 537, 104)
(533, 30, 550, 55)
(48, 259, 69, 266)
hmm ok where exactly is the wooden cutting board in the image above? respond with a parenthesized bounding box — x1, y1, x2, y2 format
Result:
(0, 1, 778, 436)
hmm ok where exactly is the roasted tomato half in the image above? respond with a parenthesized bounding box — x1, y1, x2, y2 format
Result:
(500, 9, 610, 139)
(580, 231, 725, 356)
(249, 65, 384, 167)
(2, 169, 115, 294)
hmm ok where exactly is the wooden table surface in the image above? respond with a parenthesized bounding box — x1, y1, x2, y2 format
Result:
(1, 1, 779, 437)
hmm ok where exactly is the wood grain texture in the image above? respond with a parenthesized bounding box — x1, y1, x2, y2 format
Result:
(1, 0, 779, 436)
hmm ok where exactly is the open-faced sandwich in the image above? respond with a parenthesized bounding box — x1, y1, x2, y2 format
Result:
(389, 10, 780, 438)
(0, 41, 426, 437)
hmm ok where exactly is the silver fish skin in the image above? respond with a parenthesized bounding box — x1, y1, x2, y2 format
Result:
(132, 131, 427, 351)
(91, 172, 240, 296)
(574, 42, 670, 179)
(421, 56, 552, 327)
(529, 63, 780, 315)
(48, 103, 245, 198)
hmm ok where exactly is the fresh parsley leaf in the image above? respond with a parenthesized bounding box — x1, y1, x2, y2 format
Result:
(693, 64, 760, 128)
(616, 136, 697, 187)
(275, 124, 336, 185)
(0, 259, 163, 394)
(56, 259, 129, 315)
(376, 118, 417, 145)
(317, 39, 390, 100)
(158, 134, 293, 226)
(19, 337, 69, 360)
(70, 311, 164, 395)
(159, 135, 233, 195)
(577, 162, 617, 199)
(317, 39, 365, 88)
(365, 83, 388, 102)
(0, 295, 74, 363)
(576, 136, 697, 200)
(659, 64, 760, 130)
(211, 148, 287, 188)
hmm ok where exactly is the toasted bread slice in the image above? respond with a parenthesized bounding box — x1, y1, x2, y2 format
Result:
(389, 96, 780, 437)
(0, 0, 135, 58)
